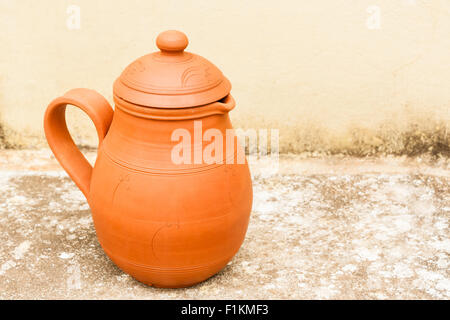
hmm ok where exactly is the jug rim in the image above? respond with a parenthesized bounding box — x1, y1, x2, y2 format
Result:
(113, 94, 235, 120)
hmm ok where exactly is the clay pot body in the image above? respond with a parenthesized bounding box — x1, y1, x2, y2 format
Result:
(43, 31, 252, 288)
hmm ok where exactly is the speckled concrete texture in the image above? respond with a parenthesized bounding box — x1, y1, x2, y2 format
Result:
(0, 150, 449, 299)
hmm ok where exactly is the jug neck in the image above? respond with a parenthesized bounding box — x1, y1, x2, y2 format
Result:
(102, 95, 237, 171)
(113, 94, 235, 121)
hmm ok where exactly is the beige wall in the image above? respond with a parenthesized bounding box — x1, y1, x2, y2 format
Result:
(0, 0, 449, 154)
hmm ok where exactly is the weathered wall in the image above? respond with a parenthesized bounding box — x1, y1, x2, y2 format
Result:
(0, 0, 449, 155)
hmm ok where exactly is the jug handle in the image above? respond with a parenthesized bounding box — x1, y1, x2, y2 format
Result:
(44, 88, 114, 199)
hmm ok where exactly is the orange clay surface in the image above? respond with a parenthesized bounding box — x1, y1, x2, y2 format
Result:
(43, 31, 252, 288)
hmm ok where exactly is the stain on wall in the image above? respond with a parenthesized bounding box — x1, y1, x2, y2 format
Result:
(0, 0, 449, 155)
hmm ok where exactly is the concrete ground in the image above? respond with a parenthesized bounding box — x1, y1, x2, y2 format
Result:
(0, 150, 449, 299)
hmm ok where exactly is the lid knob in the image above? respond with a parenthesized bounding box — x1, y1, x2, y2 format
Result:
(156, 30, 189, 53)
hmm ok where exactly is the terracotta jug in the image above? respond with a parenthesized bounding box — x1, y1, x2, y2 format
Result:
(44, 30, 253, 288)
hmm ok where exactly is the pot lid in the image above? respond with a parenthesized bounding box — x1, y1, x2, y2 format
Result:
(113, 30, 231, 108)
